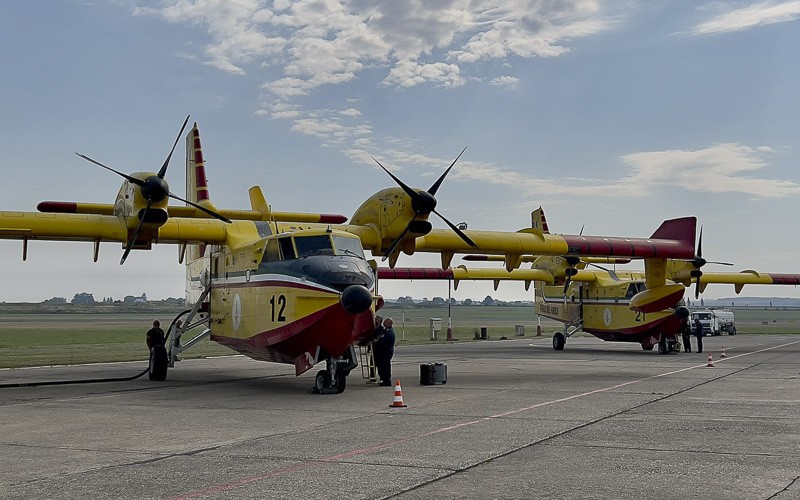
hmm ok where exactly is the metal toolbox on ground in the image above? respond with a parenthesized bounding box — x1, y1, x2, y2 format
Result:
(420, 362, 447, 385)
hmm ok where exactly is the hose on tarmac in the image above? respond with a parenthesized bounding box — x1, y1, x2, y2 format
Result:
(0, 366, 150, 388)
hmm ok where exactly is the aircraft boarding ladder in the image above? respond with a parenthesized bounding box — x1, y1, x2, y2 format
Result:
(358, 343, 378, 383)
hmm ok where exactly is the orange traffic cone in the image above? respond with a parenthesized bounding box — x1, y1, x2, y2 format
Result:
(706, 353, 714, 367)
(720, 346, 727, 358)
(389, 379, 408, 408)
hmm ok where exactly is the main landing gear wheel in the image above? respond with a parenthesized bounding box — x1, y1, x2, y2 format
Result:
(657, 335, 668, 355)
(148, 345, 168, 381)
(552, 332, 566, 351)
(314, 368, 348, 394)
(335, 366, 348, 394)
(315, 370, 331, 393)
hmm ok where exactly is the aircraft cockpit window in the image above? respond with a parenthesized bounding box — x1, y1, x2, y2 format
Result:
(332, 235, 365, 259)
(295, 235, 334, 257)
(279, 237, 296, 260)
(263, 238, 281, 263)
(625, 284, 638, 298)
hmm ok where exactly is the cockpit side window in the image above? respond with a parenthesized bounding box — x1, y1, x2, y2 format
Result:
(279, 237, 296, 260)
(294, 235, 334, 257)
(625, 284, 638, 299)
(332, 235, 365, 258)
(263, 238, 281, 263)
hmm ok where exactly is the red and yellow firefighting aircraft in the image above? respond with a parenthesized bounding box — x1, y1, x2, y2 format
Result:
(1, 117, 708, 392)
(380, 208, 800, 354)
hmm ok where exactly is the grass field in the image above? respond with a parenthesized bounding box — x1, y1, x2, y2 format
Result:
(1, 304, 799, 368)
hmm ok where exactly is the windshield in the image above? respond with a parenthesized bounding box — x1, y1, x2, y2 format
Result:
(295, 235, 334, 257)
(332, 235, 365, 258)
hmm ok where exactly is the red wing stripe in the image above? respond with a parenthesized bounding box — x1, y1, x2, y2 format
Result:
(562, 235, 692, 259)
(377, 268, 454, 280)
(768, 274, 800, 285)
(317, 214, 348, 224)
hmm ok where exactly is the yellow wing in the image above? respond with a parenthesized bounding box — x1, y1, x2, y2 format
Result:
(0, 211, 228, 244)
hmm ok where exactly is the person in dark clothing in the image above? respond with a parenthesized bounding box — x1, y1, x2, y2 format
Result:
(693, 317, 704, 353)
(146, 320, 166, 349)
(681, 319, 692, 353)
(373, 317, 396, 386)
(370, 316, 384, 382)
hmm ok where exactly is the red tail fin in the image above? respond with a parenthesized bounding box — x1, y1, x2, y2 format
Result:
(650, 217, 697, 252)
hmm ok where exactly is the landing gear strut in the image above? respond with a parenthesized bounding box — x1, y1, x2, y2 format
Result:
(657, 334, 680, 355)
(312, 346, 358, 394)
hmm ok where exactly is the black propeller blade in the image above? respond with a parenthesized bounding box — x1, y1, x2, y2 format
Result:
(120, 200, 152, 265)
(562, 256, 581, 296)
(690, 226, 733, 299)
(76, 115, 231, 264)
(372, 148, 476, 262)
(158, 115, 190, 178)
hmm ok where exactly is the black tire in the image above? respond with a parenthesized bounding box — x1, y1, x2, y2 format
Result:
(315, 370, 331, 392)
(657, 335, 668, 355)
(149, 345, 168, 381)
(335, 373, 347, 394)
(729, 327, 736, 336)
(334, 364, 349, 394)
(553, 332, 565, 351)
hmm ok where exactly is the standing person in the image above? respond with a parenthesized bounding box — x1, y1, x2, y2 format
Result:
(681, 318, 692, 353)
(374, 317, 396, 386)
(146, 320, 165, 349)
(370, 316, 384, 383)
(694, 317, 704, 354)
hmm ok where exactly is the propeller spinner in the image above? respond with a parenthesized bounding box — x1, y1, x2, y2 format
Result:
(76, 115, 231, 264)
(372, 147, 477, 261)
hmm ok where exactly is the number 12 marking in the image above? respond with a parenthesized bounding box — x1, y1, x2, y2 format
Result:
(270, 294, 287, 322)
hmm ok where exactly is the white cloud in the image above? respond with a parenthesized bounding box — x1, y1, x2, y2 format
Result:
(352, 142, 800, 202)
(134, 0, 284, 75)
(489, 75, 520, 88)
(256, 100, 302, 119)
(383, 60, 465, 88)
(620, 143, 800, 197)
(137, 1, 611, 92)
(692, 1, 800, 35)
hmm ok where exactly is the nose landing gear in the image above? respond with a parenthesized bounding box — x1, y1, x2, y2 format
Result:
(312, 346, 358, 394)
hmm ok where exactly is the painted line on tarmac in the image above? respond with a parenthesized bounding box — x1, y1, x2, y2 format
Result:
(169, 339, 800, 499)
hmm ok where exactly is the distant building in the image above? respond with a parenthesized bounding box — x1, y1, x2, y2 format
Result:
(123, 293, 148, 305)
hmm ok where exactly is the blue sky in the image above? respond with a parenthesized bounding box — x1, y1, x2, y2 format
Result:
(1, 1, 799, 302)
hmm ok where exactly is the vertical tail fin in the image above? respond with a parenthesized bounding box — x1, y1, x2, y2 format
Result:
(531, 206, 550, 234)
(186, 123, 211, 205)
(650, 216, 697, 254)
(184, 124, 216, 264)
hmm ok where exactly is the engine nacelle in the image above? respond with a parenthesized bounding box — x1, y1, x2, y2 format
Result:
(630, 283, 685, 313)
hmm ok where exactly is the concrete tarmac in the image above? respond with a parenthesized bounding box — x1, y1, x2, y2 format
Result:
(1, 334, 799, 499)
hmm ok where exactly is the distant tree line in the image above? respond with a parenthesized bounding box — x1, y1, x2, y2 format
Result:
(393, 295, 532, 306)
(41, 293, 185, 306)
